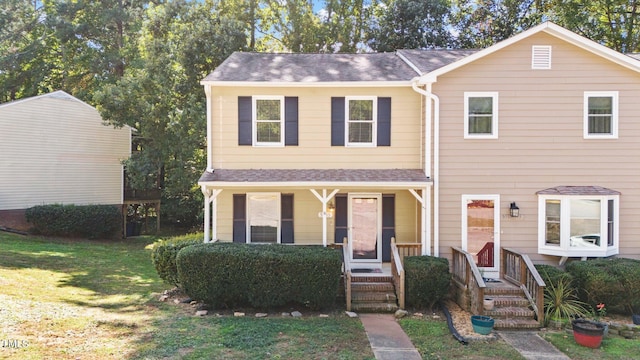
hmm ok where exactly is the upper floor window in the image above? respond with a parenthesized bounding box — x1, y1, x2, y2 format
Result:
(253, 96, 284, 146)
(584, 91, 618, 139)
(346, 96, 377, 146)
(331, 97, 391, 147)
(464, 92, 498, 139)
(238, 96, 298, 147)
(537, 186, 619, 258)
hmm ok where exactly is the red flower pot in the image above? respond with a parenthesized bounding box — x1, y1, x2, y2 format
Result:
(572, 319, 605, 348)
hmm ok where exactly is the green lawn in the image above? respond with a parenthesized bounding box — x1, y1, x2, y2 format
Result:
(0, 233, 373, 359)
(541, 331, 640, 360)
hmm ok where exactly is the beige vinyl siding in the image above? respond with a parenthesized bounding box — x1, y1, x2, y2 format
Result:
(208, 86, 423, 169)
(434, 32, 640, 261)
(0, 94, 131, 210)
(213, 188, 421, 244)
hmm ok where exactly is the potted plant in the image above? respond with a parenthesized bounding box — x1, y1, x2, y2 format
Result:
(572, 318, 605, 348)
(544, 276, 589, 329)
(471, 315, 494, 335)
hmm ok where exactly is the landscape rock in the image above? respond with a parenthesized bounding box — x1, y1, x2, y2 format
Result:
(291, 311, 303, 318)
(255, 313, 268, 318)
(394, 309, 409, 319)
(319, 314, 329, 318)
(234, 312, 245, 317)
(195, 310, 208, 317)
(158, 295, 169, 302)
(281, 312, 291, 317)
(345, 311, 358, 318)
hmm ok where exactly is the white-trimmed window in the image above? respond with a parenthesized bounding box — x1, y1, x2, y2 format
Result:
(253, 96, 285, 146)
(537, 188, 619, 258)
(464, 92, 498, 139)
(584, 91, 618, 139)
(346, 96, 377, 147)
(247, 192, 281, 243)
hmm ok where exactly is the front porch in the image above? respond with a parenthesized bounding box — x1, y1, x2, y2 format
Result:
(339, 240, 546, 330)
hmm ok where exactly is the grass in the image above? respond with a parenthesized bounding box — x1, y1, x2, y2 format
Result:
(541, 331, 640, 360)
(399, 318, 525, 360)
(0, 232, 373, 359)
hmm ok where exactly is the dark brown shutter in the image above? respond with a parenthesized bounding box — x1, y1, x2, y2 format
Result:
(284, 97, 298, 146)
(334, 194, 348, 243)
(377, 97, 391, 146)
(331, 97, 345, 146)
(238, 96, 252, 145)
(382, 194, 395, 262)
(232, 194, 246, 243)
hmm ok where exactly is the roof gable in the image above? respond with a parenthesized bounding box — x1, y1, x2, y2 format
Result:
(417, 22, 640, 84)
(0, 90, 95, 111)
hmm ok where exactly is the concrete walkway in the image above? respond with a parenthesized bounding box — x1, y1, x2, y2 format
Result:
(359, 314, 422, 360)
(498, 331, 571, 360)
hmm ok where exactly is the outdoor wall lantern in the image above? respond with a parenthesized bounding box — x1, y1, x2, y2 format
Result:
(510, 202, 520, 217)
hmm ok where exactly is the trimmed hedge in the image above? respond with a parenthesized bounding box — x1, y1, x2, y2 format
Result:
(405, 255, 451, 310)
(535, 264, 572, 288)
(566, 258, 640, 314)
(25, 204, 121, 239)
(176, 243, 342, 310)
(150, 233, 203, 287)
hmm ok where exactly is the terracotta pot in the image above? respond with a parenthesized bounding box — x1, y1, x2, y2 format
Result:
(572, 319, 604, 348)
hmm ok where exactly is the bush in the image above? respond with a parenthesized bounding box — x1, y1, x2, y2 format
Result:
(566, 258, 640, 314)
(150, 233, 203, 287)
(405, 255, 451, 310)
(176, 243, 342, 310)
(535, 264, 572, 288)
(25, 204, 121, 239)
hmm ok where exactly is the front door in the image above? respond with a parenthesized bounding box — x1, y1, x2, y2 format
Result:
(462, 195, 500, 278)
(349, 193, 382, 268)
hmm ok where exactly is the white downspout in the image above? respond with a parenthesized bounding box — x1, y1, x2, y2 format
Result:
(412, 80, 440, 257)
(204, 85, 213, 172)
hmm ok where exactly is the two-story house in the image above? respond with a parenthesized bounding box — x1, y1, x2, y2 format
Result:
(199, 22, 640, 278)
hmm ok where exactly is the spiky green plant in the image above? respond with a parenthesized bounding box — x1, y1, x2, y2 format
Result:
(544, 276, 590, 325)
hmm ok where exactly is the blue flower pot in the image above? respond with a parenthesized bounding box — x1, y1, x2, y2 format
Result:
(471, 315, 495, 335)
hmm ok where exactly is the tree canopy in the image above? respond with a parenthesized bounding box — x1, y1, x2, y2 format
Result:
(2, 0, 637, 227)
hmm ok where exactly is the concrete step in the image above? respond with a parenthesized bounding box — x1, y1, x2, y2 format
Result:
(351, 282, 395, 292)
(351, 301, 399, 313)
(494, 318, 541, 330)
(352, 291, 397, 303)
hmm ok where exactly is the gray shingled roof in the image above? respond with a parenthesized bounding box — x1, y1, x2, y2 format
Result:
(397, 49, 478, 73)
(536, 186, 620, 195)
(199, 168, 430, 184)
(202, 50, 482, 83)
(202, 52, 420, 82)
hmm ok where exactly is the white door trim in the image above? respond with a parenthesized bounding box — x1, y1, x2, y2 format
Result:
(348, 193, 383, 268)
(461, 194, 501, 278)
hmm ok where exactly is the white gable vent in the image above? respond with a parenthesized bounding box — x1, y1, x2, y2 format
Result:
(532, 45, 552, 69)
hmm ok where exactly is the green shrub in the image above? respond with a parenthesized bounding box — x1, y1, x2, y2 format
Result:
(150, 233, 203, 287)
(176, 243, 342, 310)
(566, 258, 640, 314)
(535, 264, 572, 288)
(25, 204, 121, 239)
(405, 255, 451, 310)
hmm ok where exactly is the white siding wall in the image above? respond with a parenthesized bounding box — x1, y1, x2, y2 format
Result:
(0, 92, 131, 210)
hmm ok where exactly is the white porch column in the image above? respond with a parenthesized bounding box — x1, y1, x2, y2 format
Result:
(409, 188, 431, 256)
(310, 188, 339, 247)
(201, 186, 222, 243)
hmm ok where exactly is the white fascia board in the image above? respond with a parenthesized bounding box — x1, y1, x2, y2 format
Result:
(417, 21, 640, 85)
(199, 80, 414, 88)
(198, 181, 433, 189)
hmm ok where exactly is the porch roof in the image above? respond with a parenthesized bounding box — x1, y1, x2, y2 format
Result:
(198, 168, 431, 188)
(536, 186, 620, 196)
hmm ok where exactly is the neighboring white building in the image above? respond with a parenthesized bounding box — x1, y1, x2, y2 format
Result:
(0, 90, 131, 230)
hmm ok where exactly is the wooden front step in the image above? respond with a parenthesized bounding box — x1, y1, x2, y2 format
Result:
(349, 275, 398, 313)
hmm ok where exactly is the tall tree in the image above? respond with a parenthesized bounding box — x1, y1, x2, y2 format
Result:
(452, 0, 548, 48)
(94, 1, 246, 226)
(367, 0, 454, 51)
(549, 0, 640, 53)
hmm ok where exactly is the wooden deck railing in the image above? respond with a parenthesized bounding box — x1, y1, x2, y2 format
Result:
(501, 247, 546, 326)
(451, 247, 486, 315)
(342, 237, 352, 311)
(391, 239, 422, 310)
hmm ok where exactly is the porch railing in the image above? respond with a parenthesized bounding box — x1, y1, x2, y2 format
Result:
(342, 237, 352, 311)
(391, 239, 422, 310)
(451, 247, 486, 315)
(501, 247, 546, 326)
